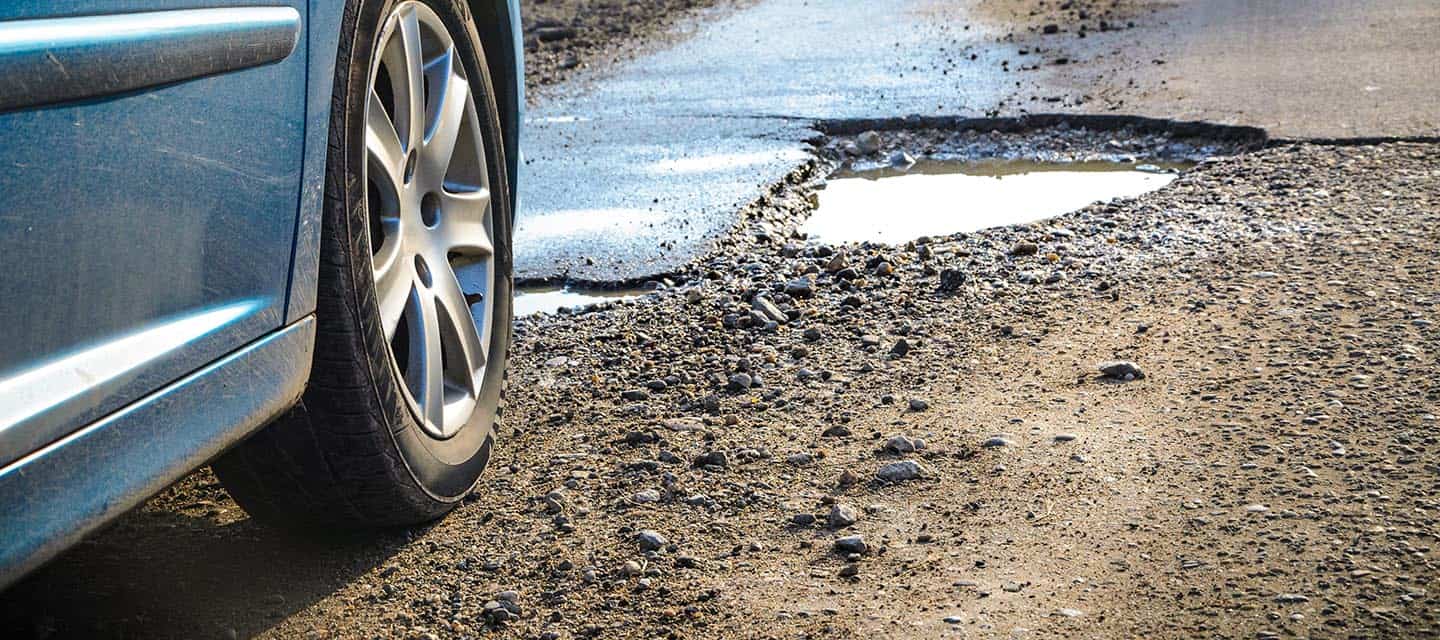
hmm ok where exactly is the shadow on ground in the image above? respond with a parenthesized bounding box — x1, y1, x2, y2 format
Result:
(0, 471, 411, 639)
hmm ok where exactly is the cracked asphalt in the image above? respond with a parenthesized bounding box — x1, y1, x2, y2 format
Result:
(513, 0, 1439, 283)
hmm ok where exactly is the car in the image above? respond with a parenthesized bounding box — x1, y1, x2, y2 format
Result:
(0, 0, 524, 589)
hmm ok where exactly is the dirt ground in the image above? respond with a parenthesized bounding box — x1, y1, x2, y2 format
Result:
(519, 0, 737, 94)
(6, 131, 1437, 639)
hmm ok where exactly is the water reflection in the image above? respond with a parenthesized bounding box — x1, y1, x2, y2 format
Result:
(514, 284, 645, 316)
(801, 160, 1191, 244)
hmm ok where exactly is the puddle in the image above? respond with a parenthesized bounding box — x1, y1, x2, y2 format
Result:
(514, 284, 645, 316)
(801, 160, 1191, 244)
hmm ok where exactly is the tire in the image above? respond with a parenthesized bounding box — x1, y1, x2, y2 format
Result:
(213, 0, 512, 528)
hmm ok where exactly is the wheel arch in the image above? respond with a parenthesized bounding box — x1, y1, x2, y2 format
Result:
(286, 0, 522, 323)
(466, 0, 523, 208)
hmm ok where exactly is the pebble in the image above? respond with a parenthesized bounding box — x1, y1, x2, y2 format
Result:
(1010, 241, 1040, 256)
(982, 436, 1016, 448)
(908, 398, 929, 412)
(661, 417, 704, 432)
(888, 150, 916, 169)
(693, 451, 728, 468)
(753, 295, 788, 324)
(856, 131, 882, 154)
(827, 504, 860, 528)
(833, 535, 868, 554)
(1098, 360, 1145, 380)
(889, 339, 912, 358)
(938, 268, 966, 291)
(876, 460, 926, 482)
(728, 373, 753, 391)
(637, 530, 668, 552)
(885, 435, 917, 453)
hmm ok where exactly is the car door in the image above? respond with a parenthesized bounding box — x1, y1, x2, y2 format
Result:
(0, 1, 308, 468)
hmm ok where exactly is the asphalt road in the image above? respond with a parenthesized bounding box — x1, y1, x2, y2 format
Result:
(512, 0, 1440, 283)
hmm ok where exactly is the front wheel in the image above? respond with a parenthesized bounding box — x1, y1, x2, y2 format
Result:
(213, 0, 512, 528)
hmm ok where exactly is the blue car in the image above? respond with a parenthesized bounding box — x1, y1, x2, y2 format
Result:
(0, 0, 523, 588)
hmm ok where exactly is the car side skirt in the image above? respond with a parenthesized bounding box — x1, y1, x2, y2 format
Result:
(0, 317, 315, 590)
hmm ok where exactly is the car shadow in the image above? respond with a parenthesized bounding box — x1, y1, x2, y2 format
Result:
(0, 468, 410, 639)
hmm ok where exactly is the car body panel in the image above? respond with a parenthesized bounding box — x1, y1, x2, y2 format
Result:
(281, 0, 342, 324)
(0, 2, 309, 468)
(0, 7, 301, 112)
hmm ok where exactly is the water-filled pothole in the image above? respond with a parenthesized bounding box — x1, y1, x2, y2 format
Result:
(514, 284, 645, 317)
(801, 159, 1192, 245)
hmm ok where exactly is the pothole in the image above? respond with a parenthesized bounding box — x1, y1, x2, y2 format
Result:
(801, 159, 1191, 244)
(514, 119, 1265, 325)
(514, 284, 647, 317)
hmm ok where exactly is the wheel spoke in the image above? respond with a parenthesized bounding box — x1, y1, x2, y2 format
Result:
(366, 90, 406, 191)
(388, 7, 426, 153)
(437, 189, 493, 256)
(399, 9, 426, 152)
(374, 244, 412, 339)
(433, 262, 488, 394)
(414, 290, 446, 429)
(424, 54, 469, 174)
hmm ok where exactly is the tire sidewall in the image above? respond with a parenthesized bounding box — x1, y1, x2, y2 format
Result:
(333, 0, 512, 501)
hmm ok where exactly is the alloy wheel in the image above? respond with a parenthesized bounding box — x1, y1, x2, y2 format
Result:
(364, 1, 493, 439)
